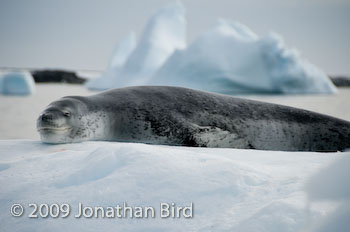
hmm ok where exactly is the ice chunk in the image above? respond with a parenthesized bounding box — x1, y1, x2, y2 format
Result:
(0, 71, 35, 95)
(108, 32, 137, 69)
(85, 32, 136, 90)
(117, 2, 186, 87)
(87, 2, 186, 90)
(149, 19, 336, 94)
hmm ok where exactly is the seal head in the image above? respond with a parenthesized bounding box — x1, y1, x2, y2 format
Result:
(37, 97, 89, 143)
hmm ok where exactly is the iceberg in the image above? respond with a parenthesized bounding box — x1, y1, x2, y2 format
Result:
(87, 2, 186, 90)
(85, 32, 136, 90)
(87, 4, 335, 94)
(0, 71, 35, 95)
(149, 19, 337, 94)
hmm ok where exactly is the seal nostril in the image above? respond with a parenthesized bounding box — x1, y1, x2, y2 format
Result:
(41, 113, 53, 121)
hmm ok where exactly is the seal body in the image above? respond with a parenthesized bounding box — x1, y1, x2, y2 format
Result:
(37, 86, 350, 151)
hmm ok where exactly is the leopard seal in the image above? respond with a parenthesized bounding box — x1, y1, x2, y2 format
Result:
(37, 86, 350, 151)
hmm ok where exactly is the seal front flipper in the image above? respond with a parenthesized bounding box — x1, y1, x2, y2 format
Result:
(189, 124, 251, 149)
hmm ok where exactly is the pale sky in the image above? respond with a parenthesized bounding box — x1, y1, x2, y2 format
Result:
(0, 0, 349, 75)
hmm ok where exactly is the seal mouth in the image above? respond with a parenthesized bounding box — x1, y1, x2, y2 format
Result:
(37, 127, 72, 132)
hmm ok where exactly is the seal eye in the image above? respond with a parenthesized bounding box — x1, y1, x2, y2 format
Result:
(63, 111, 71, 117)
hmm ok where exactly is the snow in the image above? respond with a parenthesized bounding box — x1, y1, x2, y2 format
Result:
(0, 139, 348, 231)
(304, 155, 350, 232)
(306, 154, 350, 201)
(0, 71, 35, 95)
(86, 2, 186, 90)
(149, 19, 336, 94)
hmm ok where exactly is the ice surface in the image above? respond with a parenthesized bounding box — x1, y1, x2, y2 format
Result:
(149, 19, 337, 94)
(87, 2, 186, 90)
(0, 71, 35, 95)
(85, 32, 136, 90)
(0, 139, 346, 231)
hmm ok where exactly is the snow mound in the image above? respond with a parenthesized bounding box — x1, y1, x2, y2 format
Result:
(87, 2, 186, 90)
(0, 71, 35, 95)
(149, 19, 336, 94)
(85, 32, 136, 90)
(0, 140, 346, 231)
(305, 155, 350, 232)
(307, 155, 350, 201)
